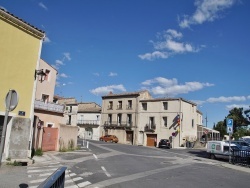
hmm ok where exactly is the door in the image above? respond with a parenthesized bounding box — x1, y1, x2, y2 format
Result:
(42, 127, 58, 151)
(147, 134, 156, 147)
(126, 131, 133, 145)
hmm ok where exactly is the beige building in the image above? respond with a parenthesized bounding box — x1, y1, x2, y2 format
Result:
(100, 90, 202, 148)
(100, 91, 152, 145)
(138, 98, 199, 148)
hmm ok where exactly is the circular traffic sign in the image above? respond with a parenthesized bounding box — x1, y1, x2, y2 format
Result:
(5, 90, 18, 111)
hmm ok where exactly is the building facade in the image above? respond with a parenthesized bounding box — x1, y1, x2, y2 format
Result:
(0, 8, 45, 160)
(77, 102, 102, 141)
(139, 98, 199, 148)
(100, 91, 152, 145)
(33, 59, 65, 151)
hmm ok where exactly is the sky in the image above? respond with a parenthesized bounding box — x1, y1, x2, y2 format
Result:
(1, 0, 250, 128)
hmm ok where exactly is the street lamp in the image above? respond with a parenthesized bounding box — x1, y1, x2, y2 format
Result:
(34, 69, 46, 82)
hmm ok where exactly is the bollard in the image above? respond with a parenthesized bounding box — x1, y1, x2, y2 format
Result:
(87, 141, 89, 148)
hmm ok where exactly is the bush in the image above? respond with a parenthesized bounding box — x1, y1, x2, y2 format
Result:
(35, 148, 43, 156)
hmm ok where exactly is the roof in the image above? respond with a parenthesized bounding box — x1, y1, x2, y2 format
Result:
(0, 8, 45, 39)
(78, 102, 101, 113)
(102, 90, 150, 99)
(140, 97, 197, 106)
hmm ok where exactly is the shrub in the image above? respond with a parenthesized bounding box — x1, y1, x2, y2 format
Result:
(35, 148, 43, 156)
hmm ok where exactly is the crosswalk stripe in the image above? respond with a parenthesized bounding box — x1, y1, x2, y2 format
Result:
(78, 181, 92, 187)
(29, 178, 47, 183)
(72, 177, 83, 181)
(28, 167, 58, 173)
(65, 185, 79, 188)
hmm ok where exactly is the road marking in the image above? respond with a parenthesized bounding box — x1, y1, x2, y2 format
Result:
(88, 163, 191, 188)
(78, 181, 92, 187)
(101, 166, 111, 177)
(72, 177, 83, 181)
(93, 154, 98, 159)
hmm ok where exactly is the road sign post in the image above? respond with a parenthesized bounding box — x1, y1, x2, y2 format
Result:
(226, 118, 233, 163)
(0, 90, 18, 166)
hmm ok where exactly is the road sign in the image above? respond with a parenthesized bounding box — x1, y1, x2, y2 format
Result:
(5, 90, 18, 111)
(227, 118, 233, 134)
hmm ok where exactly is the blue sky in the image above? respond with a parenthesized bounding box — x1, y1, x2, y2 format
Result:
(1, 0, 250, 128)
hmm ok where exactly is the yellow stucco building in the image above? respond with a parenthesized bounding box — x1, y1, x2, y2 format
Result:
(0, 8, 45, 161)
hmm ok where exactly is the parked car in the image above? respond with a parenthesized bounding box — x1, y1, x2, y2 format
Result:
(207, 141, 250, 160)
(158, 139, 171, 149)
(99, 135, 118, 143)
(225, 140, 250, 150)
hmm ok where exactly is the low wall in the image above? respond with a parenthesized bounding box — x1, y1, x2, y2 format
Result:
(58, 124, 78, 151)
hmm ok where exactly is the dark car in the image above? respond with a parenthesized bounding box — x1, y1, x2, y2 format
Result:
(158, 139, 171, 149)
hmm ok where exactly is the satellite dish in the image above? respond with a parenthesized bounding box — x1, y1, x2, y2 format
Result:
(5, 90, 18, 111)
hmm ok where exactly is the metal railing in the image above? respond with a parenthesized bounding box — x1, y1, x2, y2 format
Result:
(231, 150, 250, 167)
(77, 120, 100, 125)
(38, 166, 67, 188)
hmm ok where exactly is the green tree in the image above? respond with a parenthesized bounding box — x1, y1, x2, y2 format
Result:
(214, 121, 226, 139)
(226, 107, 250, 132)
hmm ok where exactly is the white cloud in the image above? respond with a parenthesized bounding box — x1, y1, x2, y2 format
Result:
(138, 51, 169, 61)
(43, 36, 50, 43)
(226, 104, 250, 110)
(56, 60, 64, 66)
(93, 73, 100, 76)
(207, 96, 246, 103)
(109, 72, 118, 77)
(38, 2, 48, 11)
(247, 95, 250, 99)
(90, 84, 126, 96)
(179, 0, 236, 28)
(63, 52, 71, 61)
(60, 73, 68, 78)
(139, 29, 199, 61)
(141, 77, 213, 96)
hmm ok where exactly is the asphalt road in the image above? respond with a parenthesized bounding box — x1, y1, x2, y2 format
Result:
(55, 139, 250, 188)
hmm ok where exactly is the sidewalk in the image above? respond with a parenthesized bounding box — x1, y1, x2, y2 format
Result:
(0, 163, 29, 188)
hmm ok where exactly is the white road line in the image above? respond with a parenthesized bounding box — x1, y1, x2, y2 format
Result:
(65, 185, 79, 188)
(29, 178, 46, 183)
(72, 177, 83, 181)
(93, 154, 98, 159)
(27, 168, 58, 173)
(101, 166, 111, 177)
(78, 181, 92, 187)
(28, 172, 52, 178)
(69, 172, 77, 176)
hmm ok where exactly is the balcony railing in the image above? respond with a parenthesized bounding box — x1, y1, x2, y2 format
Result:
(144, 124, 156, 132)
(34, 99, 64, 113)
(104, 121, 133, 129)
(77, 120, 100, 126)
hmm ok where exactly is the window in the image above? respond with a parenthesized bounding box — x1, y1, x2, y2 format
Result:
(45, 69, 50, 81)
(142, 103, 147, 110)
(127, 100, 132, 109)
(108, 101, 113, 109)
(149, 117, 155, 129)
(96, 115, 100, 121)
(42, 94, 49, 103)
(108, 114, 112, 125)
(127, 114, 132, 126)
(163, 102, 168, 110)
(117, 114, 122, 126)
(117, 101, 122, 109)
(47, 123, 53, 128)
(163, 117, 168, 127)
(192, 119, 194, 128)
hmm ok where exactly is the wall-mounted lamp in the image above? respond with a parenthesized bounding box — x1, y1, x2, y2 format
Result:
(35, 69, 46, 82)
